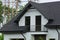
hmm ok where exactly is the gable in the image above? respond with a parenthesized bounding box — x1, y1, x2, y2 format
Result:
(19, 8, 48, 26)
(19, 8, 48, 31)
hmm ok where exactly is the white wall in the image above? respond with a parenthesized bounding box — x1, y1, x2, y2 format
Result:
(19, 9, 48, 31)
(4, 30, 58, 40)
(46, 29, 58, 40)
(4, 33, 33, 40)
(4, 34, 24, 40)
(4, 32, 48, 40)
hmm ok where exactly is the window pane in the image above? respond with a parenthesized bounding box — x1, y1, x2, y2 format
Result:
(25, 16, 30, 31)
(11, 39, 24, 40)
(50, 39, 55, 40)
(34, 35, 46, 40)
(36, 16, 41, 31)
(11, 39, 16, 40)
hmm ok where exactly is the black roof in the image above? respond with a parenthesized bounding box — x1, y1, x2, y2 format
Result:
(0, 23, 29, 33)
(1, 1, 60, 33)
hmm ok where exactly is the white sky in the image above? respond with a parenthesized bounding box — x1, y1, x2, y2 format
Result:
(1, 0, 28, 8)
(1, 0, 60, 8)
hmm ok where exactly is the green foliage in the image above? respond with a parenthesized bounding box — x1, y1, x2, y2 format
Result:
(0, 34, 4, 40)
(0, 1, 3, 23)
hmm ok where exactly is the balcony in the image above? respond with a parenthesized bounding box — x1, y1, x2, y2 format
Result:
(30, 25, 47, 32)
(19, 25, 48, 33)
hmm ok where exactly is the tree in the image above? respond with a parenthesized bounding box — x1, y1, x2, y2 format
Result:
(3, 6, 16, 22)
(0, 1, 3, 23)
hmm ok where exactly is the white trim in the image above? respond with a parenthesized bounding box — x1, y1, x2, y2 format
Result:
(27, 32, 48, 35)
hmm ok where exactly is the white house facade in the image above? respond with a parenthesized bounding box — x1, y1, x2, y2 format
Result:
(0, 1, 60, 40)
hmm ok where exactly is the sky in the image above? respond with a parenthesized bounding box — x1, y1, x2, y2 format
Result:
(1, 0, 28, 8)
(1, 0, 60, 8)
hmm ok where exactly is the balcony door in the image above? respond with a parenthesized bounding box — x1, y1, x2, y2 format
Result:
(36, 16, 41, 31)
(25, 16, 30, 31)
(34, 35, 46, 40)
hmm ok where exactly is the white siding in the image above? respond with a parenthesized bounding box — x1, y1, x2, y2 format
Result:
(4, 34, 24, 40)
(4, 29, 58, 40)
(46, 29, 58, 40)
(19, 9, 48, 31)
(4, 32, 48, 40)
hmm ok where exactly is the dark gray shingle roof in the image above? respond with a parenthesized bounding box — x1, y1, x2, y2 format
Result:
(1, 1, 60, 33)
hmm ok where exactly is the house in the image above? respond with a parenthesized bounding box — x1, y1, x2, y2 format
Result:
(1, 1, 60, 40)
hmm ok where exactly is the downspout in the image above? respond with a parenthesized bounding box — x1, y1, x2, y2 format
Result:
(21, 33, 26, 40)
(56, 26, 59, 40)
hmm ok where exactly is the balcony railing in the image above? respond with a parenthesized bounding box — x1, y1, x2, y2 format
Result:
(19, 25, 48, 32)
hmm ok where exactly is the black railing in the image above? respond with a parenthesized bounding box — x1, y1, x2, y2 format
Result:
(19, 25, 47, 32)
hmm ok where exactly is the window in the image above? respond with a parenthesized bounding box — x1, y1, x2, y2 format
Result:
(11, 39, 24, 40)
(34, 35, 46, 40)
(50, 39, 55, 40)
(36, 16, 41, 31)
(25, 16, 30, 31)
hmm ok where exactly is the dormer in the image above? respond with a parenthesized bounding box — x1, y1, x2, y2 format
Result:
(18, 2, 48, 32)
